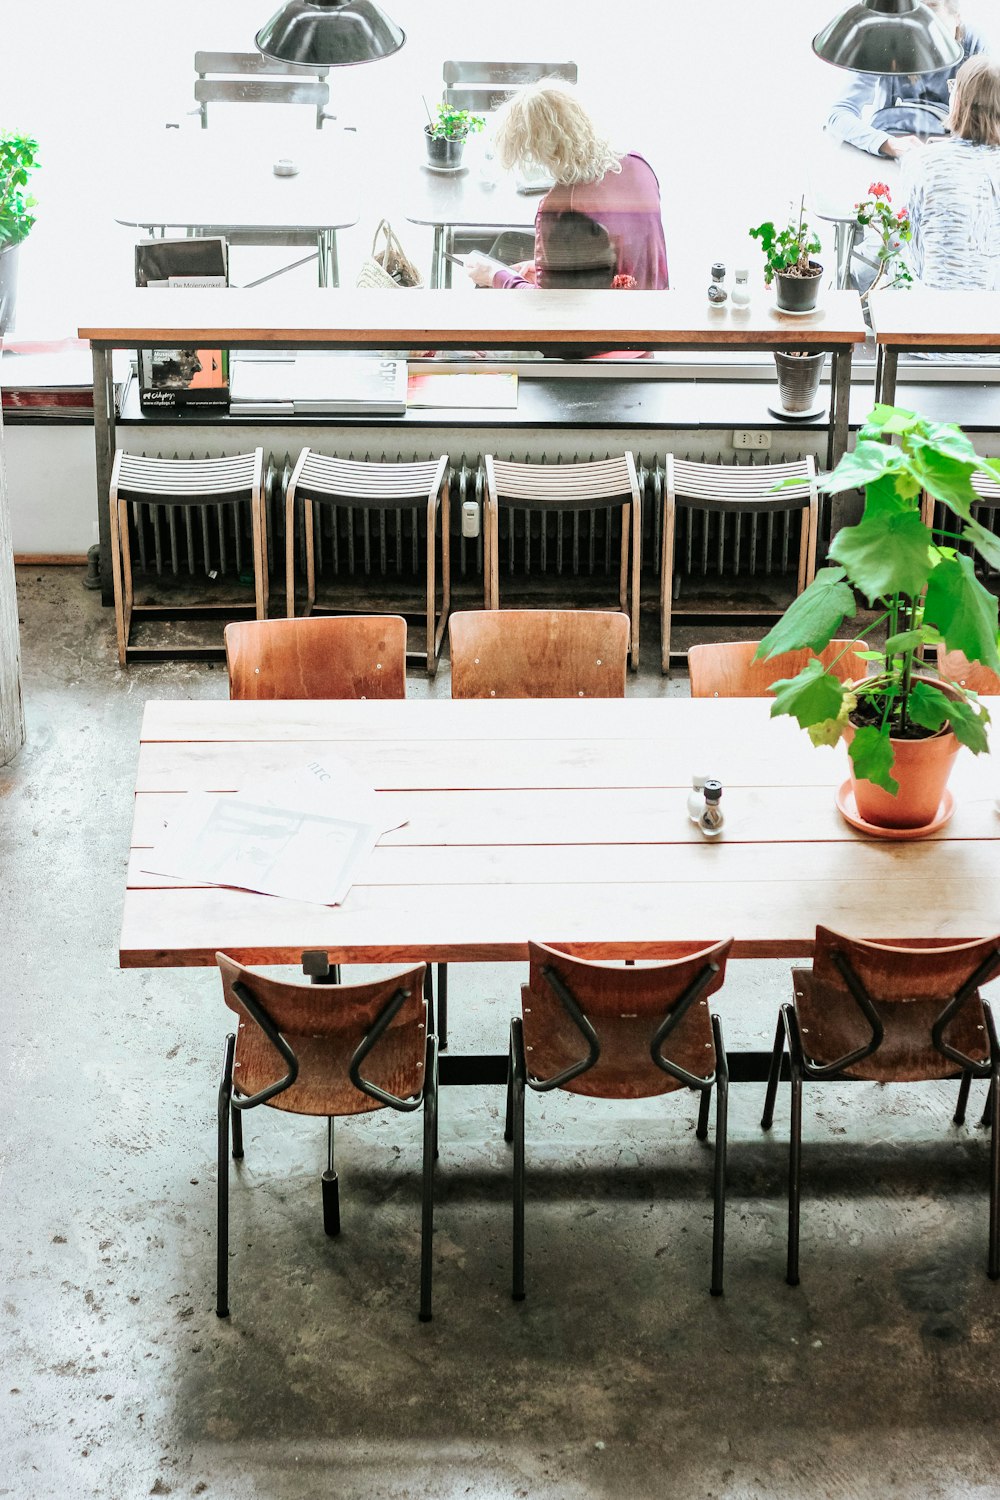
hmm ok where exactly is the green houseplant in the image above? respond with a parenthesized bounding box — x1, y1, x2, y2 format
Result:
(756, 404, 1000, 830)
(0, 131, 40, 335)
(424, 103, 485, 170)
(749, 197, 823, 313)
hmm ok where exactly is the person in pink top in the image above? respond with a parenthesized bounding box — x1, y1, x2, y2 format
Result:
(464, 80, 669, 292)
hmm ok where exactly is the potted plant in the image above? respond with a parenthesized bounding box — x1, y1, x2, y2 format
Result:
(424, 102, 484, 171)
(749, 197, 823, 313)
(852, 179, 912, 315)
(755, 404, 1000, 833)
(0, 132, 40, 336)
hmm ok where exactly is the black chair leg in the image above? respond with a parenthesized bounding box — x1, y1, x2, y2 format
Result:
(710, 1015, 729, 1297)
(761, 1011, 785, 1130)
(437, 963, 449, 1052)
(982, 1079, 994, 1131)
(787, 1062, 803, 1288)
(696, 1083, 712, 1142)
(216, 1034, 236, 1319)
(423, 965, 436, 1037)
(511, 1018, 527, 1302)
(420, 1035, 438, 1322)
(322, 1117, 340, 1237)
(954, 1070, 973, 1127)
(504, 1034, 515, 1144)
(231, 1102, 244, 1160)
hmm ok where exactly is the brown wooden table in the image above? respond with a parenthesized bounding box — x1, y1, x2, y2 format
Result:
(80, 288, 867, 604)
(870, 289, 1000, 406)
(122, 695, 1000, 1076)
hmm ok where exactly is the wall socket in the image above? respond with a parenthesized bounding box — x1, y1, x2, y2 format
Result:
(733, 430, 772, 449)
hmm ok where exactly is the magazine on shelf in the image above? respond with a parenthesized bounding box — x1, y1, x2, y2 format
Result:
(135, 237, 230, 411)
(0, 348, 132, 419)
(229, 355, 407, 416)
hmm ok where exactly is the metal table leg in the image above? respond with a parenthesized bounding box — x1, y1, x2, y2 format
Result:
(317, 229, 339, 288)
(91, 344, 118, 606)
(430, 226, 446, 290)
(828, 345, 853, 470)
(878, 347, 898, 408)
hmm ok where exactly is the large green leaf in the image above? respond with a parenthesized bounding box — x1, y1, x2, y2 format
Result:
(754, 567, 856, 659)
(767, 659, 847, 728)
(943, 696, 991, 755)
(829, 508, 934, 603)
(914, 419, 982, 464)
(923, 554, 1000, 672)
(961, 516, 1000, 573)
(819, 440, 904, 496)
(849, 726, 898, 794)
(862, 404, 919, 438)
(906, 442, 976, 518)
(906, 680, 950, 732)
(883, 629, 925, 656)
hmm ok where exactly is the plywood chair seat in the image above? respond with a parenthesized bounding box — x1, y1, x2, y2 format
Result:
(688, 639, 870, 698)
(286, 450, 450, 674)
(937, 648, 1000, 697)
(484, 454, 641, 668)
(449, 609, 629, 698)
(108, 448, 266, 666)
(225, 615, 407, 699)
(662, 456, 820, 674)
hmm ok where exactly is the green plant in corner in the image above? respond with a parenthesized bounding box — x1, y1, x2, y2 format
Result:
(427, 103, 485, 141)
(0, 132, 40, 249)
(756, 404, 1000, 793)
(749, 196, 821, 283)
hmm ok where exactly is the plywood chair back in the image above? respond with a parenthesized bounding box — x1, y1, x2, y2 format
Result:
(937, 648, 1000, 697)
(662, 456, 820, 673)
(688, 639, 869, 698)
(449, 609, 629, 698)
(193, 51, 331, 129)
(225, 615, 407, 699)
(442, 59, 577, 112)
(483, 454, 642, 665)
(792, 926, 1000, 1083)
(217, 954, 427, 1116)
(521, 939, 733, 1099)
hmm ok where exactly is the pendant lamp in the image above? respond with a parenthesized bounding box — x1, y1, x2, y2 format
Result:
(813, 0, 962, 74)
(256, 0, 405, 68)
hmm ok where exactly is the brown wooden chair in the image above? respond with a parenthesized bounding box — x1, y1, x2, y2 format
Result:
(108, 449, 267, 665)
(688, 639, 869, 698)
(449, 609, 629, 699)
(761, 926, 1000, 1286)
(285, 451, 450, 675)
(937, 648, 1000, 697)
(506, 938, 734, 1299)
(484, 455, 641, 669)
(225, 615, 407, 700)
(215, 954, 438, 1321)
(662, 457, 820, 674)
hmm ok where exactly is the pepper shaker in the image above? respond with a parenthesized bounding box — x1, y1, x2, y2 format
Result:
(707, 263, 728, 305)
(698, 779, 725, 838)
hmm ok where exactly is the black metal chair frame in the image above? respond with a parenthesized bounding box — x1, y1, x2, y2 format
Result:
(504, 959, 729, 1301)
(216, 972, 439, 1322)
(761, 944, 1000, 1286)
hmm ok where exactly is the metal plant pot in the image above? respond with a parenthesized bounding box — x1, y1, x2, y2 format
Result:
(0, 242, 20, 336)
(424, 127, 466, 169)
(774, 350, 826, 414)
(775, 263, 823, 313)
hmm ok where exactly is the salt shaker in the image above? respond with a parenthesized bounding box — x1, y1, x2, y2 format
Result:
(732, 268, 751, 308)
(687, 773, 710, 823)
(698, 779, 725, 838)
(707, 263, 728, 305)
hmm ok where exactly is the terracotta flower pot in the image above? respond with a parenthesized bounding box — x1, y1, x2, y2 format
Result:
(844, 694, 960, 831)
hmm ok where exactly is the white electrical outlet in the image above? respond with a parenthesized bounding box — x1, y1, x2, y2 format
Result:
(733, 430, 772, 450)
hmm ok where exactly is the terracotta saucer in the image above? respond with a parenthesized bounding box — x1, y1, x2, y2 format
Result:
(835, 778, 955, 840)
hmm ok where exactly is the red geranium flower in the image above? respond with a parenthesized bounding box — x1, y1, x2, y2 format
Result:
(897, 207, 909, 220)
(868, 181, 891, 198)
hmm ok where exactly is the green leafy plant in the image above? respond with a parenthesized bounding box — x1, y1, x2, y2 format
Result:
(749, 197, 821, 283)
(0, 132, 40, 249)
(854, 180, 912, 297)
(756, 404, 1000, 793)
(427, 103, 485, 140)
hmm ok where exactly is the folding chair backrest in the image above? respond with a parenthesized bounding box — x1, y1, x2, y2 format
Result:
(442, 59, 577, 112)
(688, 639, 869, 698)
(487, 454, 639, 512)
(794, 926, 1000, 1082)
(522, 939, 733, 1099)
(449, 609, 628, 698)
(193, 51, 331, 128)
(217, 954, 427, 1115)
(225, 616, 407, 699)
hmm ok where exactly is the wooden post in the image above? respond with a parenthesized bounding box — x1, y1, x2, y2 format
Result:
(0, 400, 25, 765)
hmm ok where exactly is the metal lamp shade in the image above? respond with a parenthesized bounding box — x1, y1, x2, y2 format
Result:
(256, 0, 405, 67)
(813, 0, 963, 74)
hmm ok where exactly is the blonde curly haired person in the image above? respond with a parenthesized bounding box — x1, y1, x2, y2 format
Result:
(464, 80, 668, 292)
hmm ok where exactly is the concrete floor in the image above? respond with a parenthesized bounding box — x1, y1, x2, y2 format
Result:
(3, 568, 1000, 1500)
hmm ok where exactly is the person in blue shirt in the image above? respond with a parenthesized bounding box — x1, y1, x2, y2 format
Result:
(824, 0, 988, 158)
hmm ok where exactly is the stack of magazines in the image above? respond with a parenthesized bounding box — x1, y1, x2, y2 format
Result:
(229, 355, 407, 416)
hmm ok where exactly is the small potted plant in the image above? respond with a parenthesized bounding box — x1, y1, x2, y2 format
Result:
(424, 102, 485, 171)
(853, 179, 912, 311)
(0, 132, 39, 336)
(749, 197, 823, 313)
(756, 404, 1000, 833)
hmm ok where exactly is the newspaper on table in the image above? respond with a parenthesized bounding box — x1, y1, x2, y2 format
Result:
(141, 756, 407, 907)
